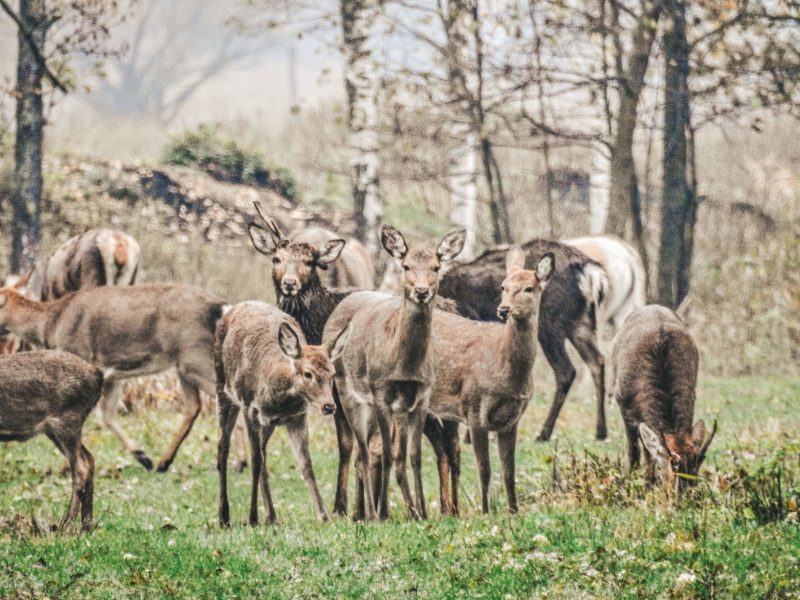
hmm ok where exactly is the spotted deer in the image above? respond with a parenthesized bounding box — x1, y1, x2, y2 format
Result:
(322, 226, 466, 520)
(215, 302, 349, 526)
(0, 350, 103, 531)
(0, 283, 227, 473)
(610, 305, 717, 491)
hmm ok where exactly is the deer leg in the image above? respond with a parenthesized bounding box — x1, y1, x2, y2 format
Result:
(97, 380, 151, 469)
(470, 426, 491, 514)
(569, 327, 607, 440)
(216, 394, 239, 528)
(332, 383, 354, 517)
(353, 446, 366, 521)
(496, 424, 519, 514)
(368, 433, 383, 518)
(47, 430, 81, 529)
(286, 415, 328, 523)
(78, 445, 95, 532)
(409, 405, 427, 519)
(354, 433, 377, 521)
(375, 408, 392, 521)
(156, 376, 202, 472)
(258, 421, 278, 525)
(243, 413, 264, 526)
(232, 418, 248, 473)
(391, 412, 417, 519)
(424, 418, 452, 517)
(443, 421, 461, 517)
(625, 422, 640, 471)
(536, 330, 576, 442)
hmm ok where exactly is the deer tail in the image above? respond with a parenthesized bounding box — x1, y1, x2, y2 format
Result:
(577, 262, 609, 309)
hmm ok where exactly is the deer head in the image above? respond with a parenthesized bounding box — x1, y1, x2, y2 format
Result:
(248, 202, 345, 297)
(276, 322, 350, 416)
(381, 226, 466, 305)
(639, 419, 717, 489)
(497, 246, 554, 321)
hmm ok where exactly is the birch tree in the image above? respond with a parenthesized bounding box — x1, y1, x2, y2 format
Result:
(341, 0, 383, 263)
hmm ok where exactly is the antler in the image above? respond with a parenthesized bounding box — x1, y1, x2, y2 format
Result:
(252, 201, 285, 241)
(697, 418, 718, 464)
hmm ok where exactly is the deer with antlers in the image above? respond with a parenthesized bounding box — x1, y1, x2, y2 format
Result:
(610, 305, 717, 490)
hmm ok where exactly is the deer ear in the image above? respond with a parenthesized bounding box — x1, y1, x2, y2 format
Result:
(327, 324, 351, 363)
(278, 322, 303, 360)
(249, 223, 278, 256)
(692, 420, 707, 446)
(505, 245, 525, 275)
(318, 239, 346, 265)
(437, 229, 467, 262)
(536, 252, 555, 284)
(381, 226, 408, 260)
(639, 422, 669, 463)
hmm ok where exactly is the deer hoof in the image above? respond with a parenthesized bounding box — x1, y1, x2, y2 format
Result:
(156, 459, 173, 473)
(595, 429, 608, 441)
(535, 433, 552, 443)
(134, 451, 154, 471)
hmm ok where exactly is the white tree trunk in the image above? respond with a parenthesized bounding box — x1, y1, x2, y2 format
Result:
(446, 0, 480, 259)
(589, 139, 610, 234)
(341, 0, 382, 263)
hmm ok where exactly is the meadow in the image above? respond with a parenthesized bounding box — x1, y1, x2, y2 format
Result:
(0, 374, 798, 599)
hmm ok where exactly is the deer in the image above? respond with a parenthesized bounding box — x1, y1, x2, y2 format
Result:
(215, 301, 350, 527)
(322, 226, 466, 521)
(610, 305, 717, 491)
(437, 239, 609, 442)
(22, 228, 140, 301)
(292, 227, 374, 290)
(0, 283, 227, 473)
(0, 349, 103, 531)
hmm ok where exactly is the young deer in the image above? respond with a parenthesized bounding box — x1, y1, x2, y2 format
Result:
(426, 246, 553, 514)
(610, 305, 717, 490)
(0, 283, 227, 473)
(215, 302, 349, 526)
(0, 350, 103, 531)
(322, 226, 466, 520)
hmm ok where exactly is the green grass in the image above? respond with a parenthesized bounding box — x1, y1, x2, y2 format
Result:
(1, 376, 799, 598)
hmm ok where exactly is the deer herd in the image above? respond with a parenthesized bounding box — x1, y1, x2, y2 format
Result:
(0, 204, 716, 531)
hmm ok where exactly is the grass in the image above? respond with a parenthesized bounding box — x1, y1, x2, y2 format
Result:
(0, 376, 799, 599)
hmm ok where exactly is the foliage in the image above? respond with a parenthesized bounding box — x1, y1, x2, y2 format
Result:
(163, 124, 297, 201)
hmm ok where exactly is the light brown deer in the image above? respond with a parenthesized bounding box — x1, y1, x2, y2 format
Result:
(610, 305, 717, 491)
(322, 226, 466, 520)
(0, 283, 227, 473)
(215, 302, 349, 526)
(0, 350, 103, 531)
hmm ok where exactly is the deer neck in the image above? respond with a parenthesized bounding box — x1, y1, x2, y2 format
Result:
(6, 295, 48, 347)
(499, 314, 537, 385)
(389, 296, 434, 378)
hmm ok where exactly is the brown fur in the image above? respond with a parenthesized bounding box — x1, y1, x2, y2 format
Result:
(0, 283, 227, 473)
(610, 305, 716, 489)
(215, 301, 348, 526)
(0, 350, 103, 530)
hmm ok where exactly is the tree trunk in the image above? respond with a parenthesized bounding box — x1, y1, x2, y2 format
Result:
(12, 0, 47, 273)
(445, 0, 480, 258)
(605, 0, 662, 240)
(341, 0, 382, 264)
(658, 0, 691, 308)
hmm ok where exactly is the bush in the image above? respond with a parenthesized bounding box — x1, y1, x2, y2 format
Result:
(162, 124, 297, 201)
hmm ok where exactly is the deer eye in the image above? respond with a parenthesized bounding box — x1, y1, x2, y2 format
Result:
(303, 371, 313, 381)
(402, 265, 411, 272)
(500, 286, 505, 292)
(272, 257, 281, 265)
(433, 266, 440, 272)
(524, 286, 534, 293)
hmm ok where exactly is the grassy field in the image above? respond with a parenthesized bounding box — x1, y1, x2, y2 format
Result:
(0, 375, 798, 599)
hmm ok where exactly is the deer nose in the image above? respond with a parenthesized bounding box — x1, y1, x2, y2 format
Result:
(283, 277, 297, 290)
(414, 287, 429, 300)
(497, 305, 510, 321)
(321, 402, 336, 415)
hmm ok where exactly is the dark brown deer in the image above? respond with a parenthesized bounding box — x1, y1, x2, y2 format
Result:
(322, 226, 466, 520)
(438, 240, 609, 441)
(610, 305, 717, 490)
(0, 283, 227, 473)
(292, 227, 374, 290)
(215, 301, 349, 526)
(0, 350, 103, 531)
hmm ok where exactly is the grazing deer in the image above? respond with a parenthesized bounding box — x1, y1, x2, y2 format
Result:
(0, 350, 103, 531)
(215, 302, 349, 526)
(292, 227, 374, 290)
(563, 235, 647, 333)
(438, 239, 609, 441)
(29, 228, 140, 301)
(323, 226, 466, 520)
(610, 305, 717, 490)
(0, 283, 227, 473)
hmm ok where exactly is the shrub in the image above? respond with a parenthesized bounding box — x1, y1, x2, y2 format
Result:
(162, 124, 297, 201)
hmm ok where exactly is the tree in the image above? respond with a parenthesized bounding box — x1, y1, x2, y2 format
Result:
(341, 0, 383, 262)
(1, 0, 126, 272)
